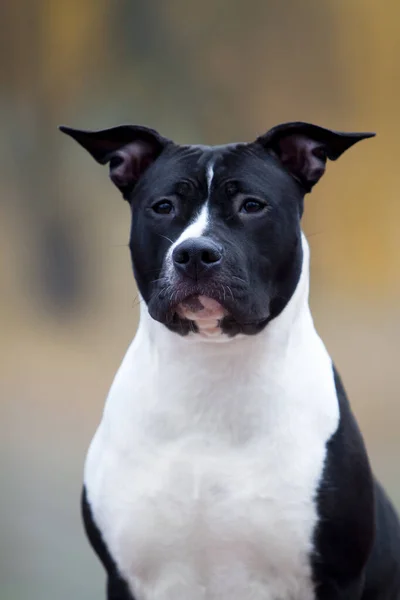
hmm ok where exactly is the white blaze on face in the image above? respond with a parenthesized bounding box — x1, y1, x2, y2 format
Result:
(164, 159, 215, 273)
(163, 159, 226, 336)
(206, 161, 214, 194)
(164, 202, 209, 279)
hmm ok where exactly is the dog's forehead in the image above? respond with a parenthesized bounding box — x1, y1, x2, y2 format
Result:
(158, 141, 252, 183)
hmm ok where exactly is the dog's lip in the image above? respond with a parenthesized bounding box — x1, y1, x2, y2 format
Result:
(150, 280, 250, 326)
(159, 282, 242, 307)
(176, 295, 227, 321)
(169, 286, 245, 314)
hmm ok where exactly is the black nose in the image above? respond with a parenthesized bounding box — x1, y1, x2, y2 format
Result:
(172, 238, 223, 280)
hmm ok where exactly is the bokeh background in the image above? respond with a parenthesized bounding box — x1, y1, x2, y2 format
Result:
(1, 2, 400, 599)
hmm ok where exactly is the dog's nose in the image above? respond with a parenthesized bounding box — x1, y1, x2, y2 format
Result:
(172, 238, 223, 280)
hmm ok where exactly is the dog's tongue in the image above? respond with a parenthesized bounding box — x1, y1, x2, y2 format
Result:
(177, 295, 226, 321)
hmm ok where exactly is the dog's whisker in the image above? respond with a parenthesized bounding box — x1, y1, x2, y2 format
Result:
(306, 231, 325, 239)
(132, 298, 143, 309)
(142, 268, 164, 275)
(157, 233, 174, 244)
(132, 293, 146, 305)
(230, 275, 247, 284)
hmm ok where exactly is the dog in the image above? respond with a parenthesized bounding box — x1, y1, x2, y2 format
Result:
(60, 121, 400, 600)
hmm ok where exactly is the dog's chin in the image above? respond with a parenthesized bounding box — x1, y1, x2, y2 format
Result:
(176, 295, 227, 322)
(147, 284, 271, 337)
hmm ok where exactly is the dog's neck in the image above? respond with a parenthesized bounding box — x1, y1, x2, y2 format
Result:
(104, 233, 335, 445)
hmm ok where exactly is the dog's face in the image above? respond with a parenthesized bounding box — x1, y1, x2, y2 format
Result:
(60, 122, 374, 337)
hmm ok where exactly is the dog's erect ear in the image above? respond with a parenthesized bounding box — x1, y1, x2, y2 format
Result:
(256, 122, 375, 193)
(59, 125, 172, 199)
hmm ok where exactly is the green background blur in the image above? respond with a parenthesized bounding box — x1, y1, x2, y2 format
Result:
(1, 2, 399, 599)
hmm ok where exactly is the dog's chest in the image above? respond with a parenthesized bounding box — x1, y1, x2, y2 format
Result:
(85, 338, 338, 600)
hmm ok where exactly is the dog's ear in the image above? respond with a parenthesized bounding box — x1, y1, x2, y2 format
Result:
(256, 122, 375, 193)
(59, 125, 172, 199)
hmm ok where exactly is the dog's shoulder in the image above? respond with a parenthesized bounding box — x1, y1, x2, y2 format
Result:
(313, 365, 375, 593)
(81, 486, 133, 598)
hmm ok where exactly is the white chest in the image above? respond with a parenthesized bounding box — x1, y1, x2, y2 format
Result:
(87, 435, 325, 600)
(84, 311, 339, 600)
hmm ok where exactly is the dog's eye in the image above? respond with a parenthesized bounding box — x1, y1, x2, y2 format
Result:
(240, 199, 266, 214)
(152, 200, 174, 215)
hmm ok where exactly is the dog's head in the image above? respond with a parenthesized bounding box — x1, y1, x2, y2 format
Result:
(60, 122, 374, 337)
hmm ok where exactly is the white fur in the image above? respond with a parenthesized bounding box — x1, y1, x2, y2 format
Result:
(206, 162, 214, 194)
(84, 234, 340, 600)
(163, 164, 222, 336)
(164, 203, 209, 278)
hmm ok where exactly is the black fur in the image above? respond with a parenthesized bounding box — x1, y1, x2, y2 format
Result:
(313, 367, 400, 599)
(82, 488, 134, 600)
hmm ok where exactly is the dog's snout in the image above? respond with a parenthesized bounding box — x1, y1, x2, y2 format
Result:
(172, 238, 223, 280)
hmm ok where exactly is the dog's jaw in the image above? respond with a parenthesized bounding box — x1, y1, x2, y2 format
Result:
(141, 232, 309, 344)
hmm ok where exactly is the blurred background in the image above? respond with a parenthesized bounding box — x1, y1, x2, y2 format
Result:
(1, 1, 399, 599)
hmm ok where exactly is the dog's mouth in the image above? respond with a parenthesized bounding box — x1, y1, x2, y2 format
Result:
(176, 295, 227, 322)
(150, 280, 243, 326)
(148, 280, 272, 337)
